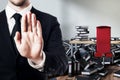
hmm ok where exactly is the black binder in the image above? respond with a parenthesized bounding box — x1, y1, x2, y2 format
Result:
(113, 70, 120, 77)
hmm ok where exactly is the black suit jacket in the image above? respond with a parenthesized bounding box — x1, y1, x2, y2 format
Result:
(0, 7, 68, 80)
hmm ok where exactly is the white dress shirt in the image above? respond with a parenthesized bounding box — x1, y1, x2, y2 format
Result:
(5, 4, 46, 71)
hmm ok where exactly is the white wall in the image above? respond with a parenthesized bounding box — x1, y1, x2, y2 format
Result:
(62, 0, 120, 40)
(0, 0, 7, 11)
(1, 0, 120, 40)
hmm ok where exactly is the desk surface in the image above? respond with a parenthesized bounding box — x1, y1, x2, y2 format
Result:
(70, 40, 95, 44)
(70, 40, 120, 44)
(57, 65, 120, 80)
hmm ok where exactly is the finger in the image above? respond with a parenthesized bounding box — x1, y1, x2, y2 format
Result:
(14, 31, 21, 48)
(21, 14, 27, 33)
(36, 20, 42, 37)
(31, 13, 37, 33)
(27, 12, 32, 32)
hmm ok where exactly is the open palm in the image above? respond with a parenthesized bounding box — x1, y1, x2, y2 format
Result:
(14, 12, 43, 62)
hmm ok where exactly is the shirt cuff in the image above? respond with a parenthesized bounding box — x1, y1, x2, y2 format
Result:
(28, 51, 46, 71)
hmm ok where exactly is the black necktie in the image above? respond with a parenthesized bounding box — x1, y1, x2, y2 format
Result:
(11, 13, 22, 55)
(11, 13, 22, 38)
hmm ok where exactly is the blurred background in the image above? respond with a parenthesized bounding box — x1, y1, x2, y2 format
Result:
(0, 0, 120, 40)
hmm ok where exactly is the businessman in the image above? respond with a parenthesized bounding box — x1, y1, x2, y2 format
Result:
(0, 0, 68, 80)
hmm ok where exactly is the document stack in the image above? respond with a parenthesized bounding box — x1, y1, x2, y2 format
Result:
(74, 26, 89, 41)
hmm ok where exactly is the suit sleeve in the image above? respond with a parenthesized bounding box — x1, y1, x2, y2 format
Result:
(43, 17, 68, 77)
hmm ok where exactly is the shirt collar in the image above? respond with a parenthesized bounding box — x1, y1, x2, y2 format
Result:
(5, 4, 32, 20)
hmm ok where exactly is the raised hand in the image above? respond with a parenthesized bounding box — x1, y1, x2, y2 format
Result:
(14, 12, 43, 64)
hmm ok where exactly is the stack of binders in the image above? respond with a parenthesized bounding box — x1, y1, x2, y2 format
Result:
(74, 26, 89, 41)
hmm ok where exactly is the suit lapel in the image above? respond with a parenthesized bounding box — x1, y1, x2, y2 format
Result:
(0, 10, 17, 57)
(30, 7, 40, 20)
